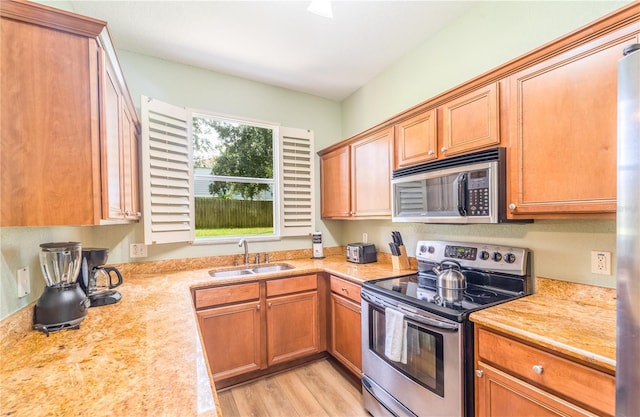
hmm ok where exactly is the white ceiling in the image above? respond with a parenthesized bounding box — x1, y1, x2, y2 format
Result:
(70, 1, 476, 101)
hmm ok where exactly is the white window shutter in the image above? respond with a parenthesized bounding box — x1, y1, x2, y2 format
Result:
(279, 127, 315, 237)
(141, 96, 194, 244)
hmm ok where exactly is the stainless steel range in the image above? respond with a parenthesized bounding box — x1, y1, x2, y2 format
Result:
(361, 240, 531, 417)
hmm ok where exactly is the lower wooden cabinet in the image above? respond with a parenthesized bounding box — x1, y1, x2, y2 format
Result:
(266, 274, 320, 365)
(197, 300, 262, 380)
(194, 274, 321, 386)
(329, 276, 362, 376)
(475, 327, 615, 417)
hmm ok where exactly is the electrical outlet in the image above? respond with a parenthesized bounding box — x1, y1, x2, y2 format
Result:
(362, 233, 368, 243)
(130, 243, 148, 258)
(591, 251, 612, 275)
(17, 267, 30, 298)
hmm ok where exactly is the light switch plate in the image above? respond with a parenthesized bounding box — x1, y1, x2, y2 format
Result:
(17, 267, 30, 298)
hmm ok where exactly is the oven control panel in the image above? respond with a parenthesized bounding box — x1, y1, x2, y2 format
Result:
(416, 240, 528, 275)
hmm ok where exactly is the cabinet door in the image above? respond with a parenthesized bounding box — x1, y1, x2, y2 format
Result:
(0, 16, 102, 226)
(351, 127, 393, 217)
(476, 363, 596, 417)
(330, 293, 362, 376)
(441, 82, 500, 157)
(121, 104, 139, 220)
(507, 28, 638, 217)
(102, 62, 124, 220)
(320, 146, 351, 218)
(266, 291, 319, 366)
(197, 301, 263, 381)
(395, 109, 438, 168)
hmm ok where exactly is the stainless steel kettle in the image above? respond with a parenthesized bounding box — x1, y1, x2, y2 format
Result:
(432, 260, 467, 303)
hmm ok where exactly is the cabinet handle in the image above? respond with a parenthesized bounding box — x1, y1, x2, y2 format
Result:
(441, 147, 448, 153)
(509, 203, 517, 210)
(475, 369, 484, 378)
(428, 150, 434, 155)
(532, 365, 544, 375)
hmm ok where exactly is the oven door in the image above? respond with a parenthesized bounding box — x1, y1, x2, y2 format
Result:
(361, 290, 465, 417)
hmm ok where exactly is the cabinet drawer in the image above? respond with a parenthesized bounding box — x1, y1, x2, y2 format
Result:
(330, 276, 361, 304)
(266, 274, 317, 297)
(477, 328, 615, 416)
(194, 282, 260, 309)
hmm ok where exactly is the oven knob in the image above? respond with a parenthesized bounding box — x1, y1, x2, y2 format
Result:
(492, 252, 502, 262)
(480, 250, 490, 260)
(504, 253, 516, 264)
(428, 246, 435, 254)
(419, 245, 427, 254)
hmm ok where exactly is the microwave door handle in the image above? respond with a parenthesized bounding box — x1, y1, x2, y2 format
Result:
(457, 173, 468, 216)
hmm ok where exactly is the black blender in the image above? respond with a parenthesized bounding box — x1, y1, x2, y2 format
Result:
(33, 242, 90, 335)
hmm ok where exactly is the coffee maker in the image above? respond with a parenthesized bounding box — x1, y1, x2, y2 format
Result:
(78, 248, 123, 307)
(33, 242, 90, 334)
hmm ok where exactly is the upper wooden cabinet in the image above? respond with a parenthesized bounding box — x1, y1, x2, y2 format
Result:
(320, 127, 393, 219)
(395, 109, 438, 168)
(394, 83, 500, 169)
(506, 25, 639, 218)
(0, 1, 140, 226)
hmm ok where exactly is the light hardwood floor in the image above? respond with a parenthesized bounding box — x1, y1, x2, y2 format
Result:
(217, 359, 369, 417)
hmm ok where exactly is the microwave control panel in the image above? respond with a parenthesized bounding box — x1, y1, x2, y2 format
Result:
(467, 170, 489, 216)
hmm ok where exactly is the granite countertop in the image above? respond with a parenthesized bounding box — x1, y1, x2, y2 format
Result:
(470, 277, 616, 373)
(0, 251, 414, 417)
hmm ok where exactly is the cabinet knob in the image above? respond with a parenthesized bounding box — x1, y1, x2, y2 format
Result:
(441, 147, 448, 153)
(508, 203, 517, 210)
(532, 365, 544, 375)
(268, 302, 272, 308)
(428, 150, 435, 156)
(256, 304, 261, 310)
(125, 210, 131, 216)
(475, 369, 484, 378)
(341, 287, 347, 292)
(136, 212, 142, 217)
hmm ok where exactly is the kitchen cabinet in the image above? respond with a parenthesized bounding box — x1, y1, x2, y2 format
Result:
(195, 282, 262, 380)
(0, 0, 140, 226)
(475, 327, 615, 417)
(506, 25, 639, 218)
(320, 127, 393, 218)
(102, 57, 141, 221)
(266, 275, 320, 366)
(194, 274, 322, 387)
(329, 276, 362, 377)
(394, 83, 500, 169)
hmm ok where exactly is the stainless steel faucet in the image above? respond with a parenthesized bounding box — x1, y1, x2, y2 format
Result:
(238, 239, 249, 265)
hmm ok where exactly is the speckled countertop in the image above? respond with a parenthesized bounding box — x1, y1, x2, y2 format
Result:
(0, 249, 415, 417)
(470, 277, 616, 373)
(1, 250, 617, 416)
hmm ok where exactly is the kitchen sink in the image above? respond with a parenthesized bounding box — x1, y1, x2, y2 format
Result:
(208, 263, 294, 278)
(251, 264, 294, 274)
(209, 268, 256, 278)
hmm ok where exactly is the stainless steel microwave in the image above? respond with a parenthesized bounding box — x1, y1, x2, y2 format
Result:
(392, 147, 517, 224)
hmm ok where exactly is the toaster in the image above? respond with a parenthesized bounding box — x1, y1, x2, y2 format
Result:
(346, 243, 377, 264)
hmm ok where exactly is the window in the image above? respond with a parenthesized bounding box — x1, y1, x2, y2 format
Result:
(192, 113, 276, 238)
(140, 96, 314, 245)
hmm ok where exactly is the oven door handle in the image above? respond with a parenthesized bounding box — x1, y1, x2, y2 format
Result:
(396, 305, 459, 332)
(362, 291, 459, 332)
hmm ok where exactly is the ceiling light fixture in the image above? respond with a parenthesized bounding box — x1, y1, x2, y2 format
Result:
(307, 0, 333, 19)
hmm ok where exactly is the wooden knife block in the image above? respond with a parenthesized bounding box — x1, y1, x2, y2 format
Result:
(392, 245, 411, 270)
